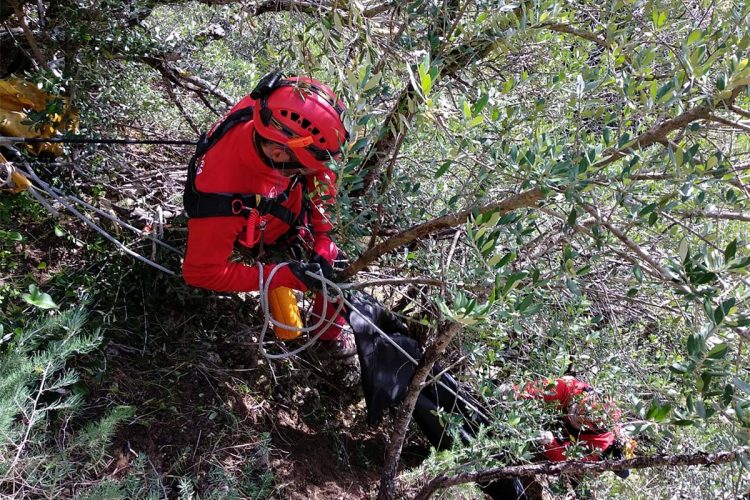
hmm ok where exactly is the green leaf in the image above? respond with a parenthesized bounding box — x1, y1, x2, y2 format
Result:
(652, 10, 667, 28)
(0, 230, 23, 242)
(566, 278, 581, 297)
(714, 298, 735, 325)
(724, 239, 737, 262)
(516, 293, 534, 313)
(728, 256, 750, 270)
(633, 265, 644, 283)
(21, 284, 59, 310)
(469, 115, 485, 127)
(463, 99, 472, 120)
(638, 203, 657, 217)
(678, 238, 689, 262)
(671, 419, 694, 426)
(473, 93, 489, 114)
(503, 272, 527, 296)
(435, 160, 451, 178)
(419, 69, 432, 96)
(687, 29, 702, 45)
(687, 334, 703, 357)
(695, 398, 706, 419)
(669, 362, 688, 374)
(362, 71, 382, 92)
(566, 208, 577, 227)
(734, 377, 750, 395)
(488, 252, 515, 269)
(706, 343, 728, 360)
(646, 403, 672, 422)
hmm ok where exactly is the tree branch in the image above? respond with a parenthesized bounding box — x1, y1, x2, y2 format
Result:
(354, 5, 526, 194)
(252, 0, 328, 17)
(140, 56, 235, 107)
(535, 22, 609, 48)
(592, 86, 747, 170)
(13, 2, 47, 70)
(347, 277, 446, 289)
(729, 104, 750, 119)
(707, 114, 750, 133)
(377, 321, 463, 500)
(414, 448, 746, 500)
(340, 187, 544, 279)
(676, 210, 750, 222)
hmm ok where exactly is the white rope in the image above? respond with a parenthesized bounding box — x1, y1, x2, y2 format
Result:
(0, 162, 12, 188)
(21, 163, 176, 275)
(255, 262, 345, 360)
(255, 267, 490, 422)
(14, 165, 181, 255)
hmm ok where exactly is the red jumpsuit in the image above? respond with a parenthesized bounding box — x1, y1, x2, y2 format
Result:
(523, 377, 616, 462)
(182, 96, 342, 337)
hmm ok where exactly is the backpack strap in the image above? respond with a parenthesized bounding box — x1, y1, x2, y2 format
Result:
(183, 105, 304, 227)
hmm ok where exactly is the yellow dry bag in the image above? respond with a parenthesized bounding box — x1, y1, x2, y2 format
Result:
(268, 287, 302, 340)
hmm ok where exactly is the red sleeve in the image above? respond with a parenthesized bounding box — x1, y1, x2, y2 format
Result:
(579, 432, 615, 456)
(183, 217, 307, 292)
(305, 168, 338, 264)
(306, 168, 336, 235)
(543, 438, 569, 462)
(523, 377, 591, 406)
(543, 434, 613, 462)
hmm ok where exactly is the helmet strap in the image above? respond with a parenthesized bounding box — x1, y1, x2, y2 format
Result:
(253, 131, 306, 172)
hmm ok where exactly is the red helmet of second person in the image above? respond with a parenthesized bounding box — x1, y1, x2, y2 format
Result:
(253, 74, 349, 171)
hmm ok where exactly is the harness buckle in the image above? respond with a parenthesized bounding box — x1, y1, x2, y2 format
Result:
(231, 199, 244, 215)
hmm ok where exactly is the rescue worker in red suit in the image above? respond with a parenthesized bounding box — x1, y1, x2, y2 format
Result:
(491, 377, 634, 500)
(522, 376, 632, 465)
(182, 71, 353, 356)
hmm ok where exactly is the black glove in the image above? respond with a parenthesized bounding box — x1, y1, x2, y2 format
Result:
(311, 253, 335, 280)
(288, 262, 324, 291)
(311, 250, 349, 281)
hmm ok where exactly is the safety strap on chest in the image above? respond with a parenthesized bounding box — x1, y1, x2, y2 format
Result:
(183, 106, 304, 227)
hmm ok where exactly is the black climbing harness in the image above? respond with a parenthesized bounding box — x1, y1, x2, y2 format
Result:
(182, 105, 306, 229)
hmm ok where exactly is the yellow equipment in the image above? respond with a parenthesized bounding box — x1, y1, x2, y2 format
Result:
(0, 78, 78, 157)
(0, 153, 31, 193)
(267, 286, 303, 340)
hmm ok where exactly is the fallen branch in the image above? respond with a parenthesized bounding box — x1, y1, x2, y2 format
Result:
(341, 187, 544, 279)
(414, 448, 746, 500)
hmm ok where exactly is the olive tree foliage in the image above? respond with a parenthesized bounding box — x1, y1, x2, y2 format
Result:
(3, 0, 749, 496)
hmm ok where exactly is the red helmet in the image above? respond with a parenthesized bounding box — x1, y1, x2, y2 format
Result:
(251, 72, 349, 171)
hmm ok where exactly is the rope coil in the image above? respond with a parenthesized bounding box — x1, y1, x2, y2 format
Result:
(255, 265, 490, 421)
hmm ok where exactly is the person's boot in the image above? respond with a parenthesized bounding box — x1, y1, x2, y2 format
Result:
(310, 294, 355, 358)
(316, 328, 357, 359)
